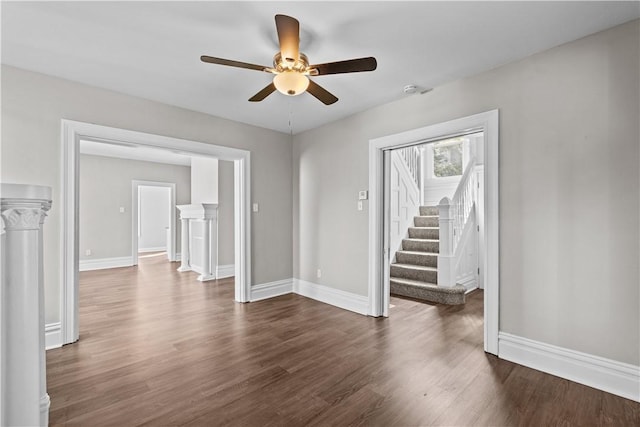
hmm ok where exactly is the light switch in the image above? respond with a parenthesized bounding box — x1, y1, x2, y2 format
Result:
(119, 207, 125, 213)
(252, 203, 259, 213)
(358, 190, 368, 200)
(358, 200, 363, 211)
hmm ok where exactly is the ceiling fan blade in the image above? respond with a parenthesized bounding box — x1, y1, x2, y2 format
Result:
(310, 57, 377, 75)
(201, 55, 269, 72)
(248, 83, 276, 102)
(306, 80, 338, 105)
(275, 14, 300, 63)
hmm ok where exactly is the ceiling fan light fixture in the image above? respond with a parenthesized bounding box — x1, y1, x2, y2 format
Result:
(273, 71, 309, 96)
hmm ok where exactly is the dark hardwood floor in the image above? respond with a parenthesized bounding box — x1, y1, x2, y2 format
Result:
(47, 256, 640, 426)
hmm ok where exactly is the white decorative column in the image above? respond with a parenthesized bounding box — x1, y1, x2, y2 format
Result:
(1, 184, 52, 427)
(176, 204, 218, 281)
(177, 217, 191, 272)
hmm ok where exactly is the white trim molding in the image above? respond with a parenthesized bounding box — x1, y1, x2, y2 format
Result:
(45, 322, 62, 350)
(294, 279, 369, 316)
(79, 256, 133, 272)
(368, 109, 500, 355)
(250, 279, 294, 302)
(499, 332, 640, 402)
(61, 119, 252, 346)
(216, 264, 235, 279)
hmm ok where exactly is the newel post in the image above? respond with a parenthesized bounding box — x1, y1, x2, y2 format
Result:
(1, 184, 52, 427)
(437, 197, 455, 287)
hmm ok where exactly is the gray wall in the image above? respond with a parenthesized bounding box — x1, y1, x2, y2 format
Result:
(1, 66, 293, 324)
(293, 20, 639, 365)
(79, 154, 191, 260)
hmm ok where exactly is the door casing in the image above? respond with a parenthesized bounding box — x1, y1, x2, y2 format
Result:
(368, 110, 499, 355)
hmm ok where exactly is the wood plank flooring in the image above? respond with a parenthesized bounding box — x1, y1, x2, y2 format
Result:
(47, 255, 640, 426)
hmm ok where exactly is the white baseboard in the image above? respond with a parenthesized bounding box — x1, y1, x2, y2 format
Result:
(249, 278, 369, 317)
(45, 322, 62, 350)
(79, 256, 133, 271)
(294, 279, 369, 316)
(138, 246, 166, 253)
(498, 332, 640, 402)
(250, 279, 293, 302)
(216, 264, 235, 279)
(458, 274, 477, 290)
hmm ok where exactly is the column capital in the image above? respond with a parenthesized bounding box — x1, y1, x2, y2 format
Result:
(1, 184, 52, 232)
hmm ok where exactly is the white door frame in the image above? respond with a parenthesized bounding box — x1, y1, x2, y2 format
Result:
(61, 119, 252, 345)
(368, 110, 500, 355)
(132, 181, 176, 264)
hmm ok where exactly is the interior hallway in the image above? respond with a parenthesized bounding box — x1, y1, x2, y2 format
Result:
(46, 256, 640, 426)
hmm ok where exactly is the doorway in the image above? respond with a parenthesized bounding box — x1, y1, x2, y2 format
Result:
(368, 110, 499, 354)
(132, 181, 176, 265)
(385, 132, 484, 305)
(61, 120, 251, 345)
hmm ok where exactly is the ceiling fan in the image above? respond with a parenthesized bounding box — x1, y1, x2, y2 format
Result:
(201, 14, 377, 105)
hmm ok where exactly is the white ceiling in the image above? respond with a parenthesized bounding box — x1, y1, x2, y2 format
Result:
(2, 2, 638, 134)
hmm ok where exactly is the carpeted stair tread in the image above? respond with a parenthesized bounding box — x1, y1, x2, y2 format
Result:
(395, 251, 438, 267)
(390, 263, 438, 283)
(408, 227, 439, 238)
(390, 277, 464, 293)
(390, 278, 466, 305)
(414, 216, 439, 227)
(395, 250, 439, 257)
(402, 238, 439, 253)
(391, 263, 437, 272)
(419, 206, 439, 216)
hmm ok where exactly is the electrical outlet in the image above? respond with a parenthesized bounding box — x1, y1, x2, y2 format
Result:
(85, 249, 92, 256)
(317, 269, 322, 278)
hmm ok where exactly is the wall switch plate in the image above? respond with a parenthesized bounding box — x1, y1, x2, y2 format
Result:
(317, 269, 322, 278)
(119, 207, 125, 213)
(252, 203, 259, 213)
(358, 190, 368, 200)
(357, 200, 363, 211)
(85, 249, 92, 256)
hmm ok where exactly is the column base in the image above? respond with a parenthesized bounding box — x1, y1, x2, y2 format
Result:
(177, 266, 192, 272)
(40, 393, 50, 427)
(197, 274, 217, 282)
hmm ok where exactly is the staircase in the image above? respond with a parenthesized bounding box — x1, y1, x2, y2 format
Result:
(390, 205, 466, 305)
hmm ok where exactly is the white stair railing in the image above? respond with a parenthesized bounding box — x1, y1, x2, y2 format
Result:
(437, 157, 477, 287)
(397, 146, 420, 188)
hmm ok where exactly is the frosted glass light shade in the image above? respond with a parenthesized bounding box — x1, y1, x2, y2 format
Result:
(273, 71, 309, 96)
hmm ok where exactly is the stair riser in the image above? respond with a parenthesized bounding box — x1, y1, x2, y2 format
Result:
(395, 252, 437, 268)
(414, 216, 439, 227)
(390, 265, 438, 283)
(420, 206, 438, 216)
(402, 240, 439, 253)
(408, 228, 439, 239)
